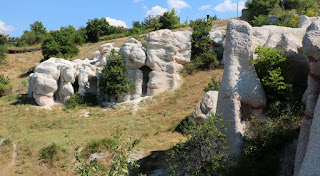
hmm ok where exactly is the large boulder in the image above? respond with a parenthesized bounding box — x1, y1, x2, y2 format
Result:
(294, 25, 320, 176)
(144, 29, 191, 96)
(216, 20, 267, 156)
(192, 91, 218, 122)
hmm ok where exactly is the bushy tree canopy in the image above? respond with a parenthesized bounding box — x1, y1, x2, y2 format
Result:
(42, 25, 81, 59)
(99, 50, 135, 98)
(245, 0, 279, 21)
(159, 9, 180, 29)
(30, 21, 46, 34)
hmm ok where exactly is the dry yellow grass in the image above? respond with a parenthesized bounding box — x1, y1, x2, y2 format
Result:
(0, 69, 222, 175)
(0, 21, 227, 175)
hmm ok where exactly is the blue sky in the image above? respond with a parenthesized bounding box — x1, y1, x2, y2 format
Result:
(0, 0, 245, 37)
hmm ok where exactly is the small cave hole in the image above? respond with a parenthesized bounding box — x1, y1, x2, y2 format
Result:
(139, 65, 152, 97)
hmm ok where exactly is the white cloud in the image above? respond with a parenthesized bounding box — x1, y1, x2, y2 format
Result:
(214, 0, 245, 12)
(199, 5, 211, 11)
(167, 0, 191, 12)
(146, 5, 168, 16)
(105, 17, 127, 28)
(143, 5, 147, 10)
(0, 20, 14, 33)
(133, 0, 143, 3)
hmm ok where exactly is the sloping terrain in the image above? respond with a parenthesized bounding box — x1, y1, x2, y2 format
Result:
(0, 26, 224, 175)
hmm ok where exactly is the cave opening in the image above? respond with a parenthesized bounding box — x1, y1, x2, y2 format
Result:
(139, 65, 152, 96)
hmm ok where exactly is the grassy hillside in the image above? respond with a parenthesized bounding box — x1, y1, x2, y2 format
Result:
(0, 28, 223, 175)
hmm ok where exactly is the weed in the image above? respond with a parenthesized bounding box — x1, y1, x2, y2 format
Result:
(81, 138, 116, 157)
(203, 74, 221, 92)
(39, 143, 61, 165)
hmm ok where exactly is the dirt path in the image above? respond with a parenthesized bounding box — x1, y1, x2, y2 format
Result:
(0, 140, 18, 175)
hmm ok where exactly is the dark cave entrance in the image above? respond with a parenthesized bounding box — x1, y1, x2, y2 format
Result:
(139, 65, 152, 96)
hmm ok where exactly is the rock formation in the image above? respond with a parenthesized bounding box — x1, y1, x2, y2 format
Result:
(216, 20, 267, 156)
(192, 91, 218, 122)
(294, 22, 320, 176)
(28, 29, 192, 106)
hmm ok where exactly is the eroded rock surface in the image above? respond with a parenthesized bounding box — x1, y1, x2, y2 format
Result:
(192, 91, 218, 122)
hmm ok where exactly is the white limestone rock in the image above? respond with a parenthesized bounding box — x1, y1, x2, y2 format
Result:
(216, 20, 267, 156)
(209, 30, 224, 46)
(192, 91, 219, 122)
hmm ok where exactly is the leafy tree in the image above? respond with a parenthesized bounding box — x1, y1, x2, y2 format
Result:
(99, 50, 135, 99)
(86, 18, 110, 42)
(42, 25, 80, 59)
(142, 15, 161, 29)
(285, 0, 318, 14)
(168, 115, 229, 175)
(85, 18, 123, 43)
(30, 21, 46, 34)
(190, 18, 213, 60)
(159, 9, 180, 29)
(132, 21, 142, 28)
(245, 0, 279, 21)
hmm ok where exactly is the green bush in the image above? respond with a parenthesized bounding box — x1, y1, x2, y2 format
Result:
(142, 15, 161, 30)
(182, 51, 220, 75)
(0, 44, 7, 64)
(0, 74, 13, 97)
(204, 75, 221, 92)
(246, 0, 279, 21)
(85, 18, 123, 43)
(39, 143, 61, 165)
(290, 16, 300, 28)
(81, 138, 116, 157)
(19, 21, 48, 46)
(286, 0, 318, 14)
(251, 46, 292, 107)
(168, 115, 229, 175)
(159, 9, 180, 29)
(65, 93, 99, 109)
(227, 109, 301, 176)
(252, 15, 270, 27)
(99, 49, 135, 99)
(42, 25, 81, 59)
(190, 18, 213, 60)
(73, 129, 142, 175)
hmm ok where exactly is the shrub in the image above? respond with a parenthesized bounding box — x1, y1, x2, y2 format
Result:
(30, 21, 46, 34)
(0, 74, 13, 97)
(290, 16, 300, 28)
(19, 21, 48, 46)
(168, 115, 229, 175)
(204, 75, 221, 92)
(245, 0, 279, 21)
(81, 138, 115, 157)
(251, 46, 299, 118)
(252, 15, 270, 27)
(99, 49, 135, 99)
(42, 25, 80, 59)
(159, 9, 180, 29)
(0, 44, 7, 64)
(286, 0, 318, 14)
(100, 33, 126, 41)
(227, 109, 301, 176)
(73, 129, 142, 175)
(39, 143, 61, 165)
(182, 51, 220, 75)
(142, 15, 161, 29)
(190, 18, 213, 60)
(85, 18, 123, 43)
(65, 93, 99, 109)
(132, 21, 143, 28)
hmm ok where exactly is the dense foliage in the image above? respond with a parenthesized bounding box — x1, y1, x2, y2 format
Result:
(99, 50, 135, 99)
(168, 115, 229, 175)
(246, 0, 319, 27)
(85, 18, 122, 43)
(182, 18, 220, 74)
(251, 46, 293, 113)
(42, 25, 84, 59)
(159, 9, 180, 29)
(65, 93, 99, 109)
(0, 41, 7, 64)
(0, 74, 13, 97)
(203, 75, 221, 92)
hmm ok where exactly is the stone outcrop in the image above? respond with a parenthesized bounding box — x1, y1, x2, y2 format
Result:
(28, 29, 192, 106)
(294, 24, 320, 176)
(216, 20, 267, 156)
(192, 91, 218, 122)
